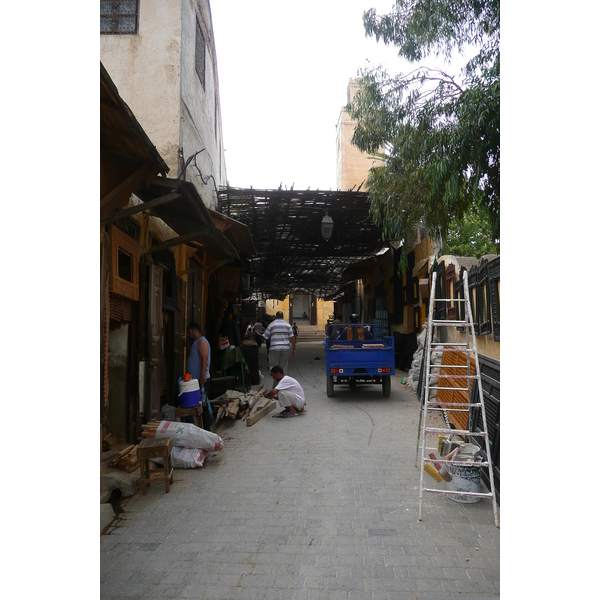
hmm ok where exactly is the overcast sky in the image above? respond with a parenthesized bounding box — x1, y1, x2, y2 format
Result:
(210, 1, 416, 191)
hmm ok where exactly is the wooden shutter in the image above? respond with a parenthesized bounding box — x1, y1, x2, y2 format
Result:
(446, 264, 456, 320)
(433, 261, 446, 321)
(469, 354, 500, 501)
(488, 257, 500, 341)
(148, 264, 163, 419)
(455, 267, 466, 331)
(187, 268, 204, 327)
(405, 252, 416, 304)
(174, 277, 187, 382)
(479, 258, 492, 335)
(101, 230, 111, 427)
(468, 265, 479, 334)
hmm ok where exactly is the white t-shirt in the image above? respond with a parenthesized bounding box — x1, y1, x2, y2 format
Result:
(275, 376, 305, 406)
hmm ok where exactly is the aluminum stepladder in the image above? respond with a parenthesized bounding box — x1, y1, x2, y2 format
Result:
(416, 270, 499, 527)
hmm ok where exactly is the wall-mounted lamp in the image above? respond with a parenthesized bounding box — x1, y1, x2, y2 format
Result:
(321, 212, 334, 241)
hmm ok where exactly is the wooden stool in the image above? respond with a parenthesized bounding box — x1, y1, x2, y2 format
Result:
(137, 437, 174, 494)
(175, 405, 203, 429)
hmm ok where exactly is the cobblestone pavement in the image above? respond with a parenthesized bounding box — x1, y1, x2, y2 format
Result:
(101, 341, 500, 599)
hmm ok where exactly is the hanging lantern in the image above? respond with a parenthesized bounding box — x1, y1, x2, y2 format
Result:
(321, 212, 334, 241)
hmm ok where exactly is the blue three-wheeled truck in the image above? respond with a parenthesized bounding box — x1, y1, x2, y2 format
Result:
(325, 322, 395, 397)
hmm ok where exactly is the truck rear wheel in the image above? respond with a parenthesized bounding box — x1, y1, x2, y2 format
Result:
(327, 376, 334, 397)
(382, 376, 391, 397)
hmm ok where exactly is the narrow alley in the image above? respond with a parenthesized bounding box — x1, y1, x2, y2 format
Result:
(100, 340, 500, 600)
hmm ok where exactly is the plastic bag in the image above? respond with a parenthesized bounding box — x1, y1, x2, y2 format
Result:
(151, 446, 207, 469)
(154, 421, 223, 451)
(416, 324, 428, 348)
(160, 404, 176, 421)
(429, 346, 442, 363)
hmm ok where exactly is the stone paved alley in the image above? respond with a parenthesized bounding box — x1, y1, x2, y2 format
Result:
(100, 340, 500, 599)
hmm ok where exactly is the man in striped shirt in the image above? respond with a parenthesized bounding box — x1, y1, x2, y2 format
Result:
(260, 311, 296, 372)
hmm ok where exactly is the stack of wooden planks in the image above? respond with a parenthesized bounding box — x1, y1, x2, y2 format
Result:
(244, 394, 277, 427)
(210, 387, 276, 427)
(141, 422, 162, 439)
(108, 445, 139, 473)
(136, 388, 276, 436)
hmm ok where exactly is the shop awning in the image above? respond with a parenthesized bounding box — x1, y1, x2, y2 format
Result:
(208, 209, 256, 259)
(100, 62, 169, 219)
(103, 177, 239, 260)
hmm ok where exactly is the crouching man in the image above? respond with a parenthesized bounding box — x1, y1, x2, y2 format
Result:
(265, 365, 306, 418)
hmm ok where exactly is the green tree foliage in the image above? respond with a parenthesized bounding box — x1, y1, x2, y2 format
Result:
(349, 0, 499, 258)
(440, 201, 499, 257)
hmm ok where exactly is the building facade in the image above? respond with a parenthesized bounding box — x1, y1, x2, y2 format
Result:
(101, 0, 226, 207)
(335, 78, 383, 191)
(101, 2, 254, 446)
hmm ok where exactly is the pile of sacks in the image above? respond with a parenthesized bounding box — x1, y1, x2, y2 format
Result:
(144, 421, 224, 469)
(405, 322, 443, 403)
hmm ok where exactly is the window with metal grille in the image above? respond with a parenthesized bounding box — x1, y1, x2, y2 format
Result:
(195, 17, 206, 87)
(100, 0, 139, 35)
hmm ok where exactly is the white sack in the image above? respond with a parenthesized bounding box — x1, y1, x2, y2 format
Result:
(151, 446, 207, 469)
(153, 421, 224, 452)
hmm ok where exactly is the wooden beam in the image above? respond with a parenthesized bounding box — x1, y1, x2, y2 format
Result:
(246, 400, 277, 427)
(177, 259, 229, 276)
(141, 230, 218, 254)
(101, 192, 181, 224)
(100, 164, 153, 210)
(203, 259, 232, 277)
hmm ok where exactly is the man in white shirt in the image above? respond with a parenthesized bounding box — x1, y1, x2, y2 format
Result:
(260, 311, 296, 371)
(265, 365, 306, 418)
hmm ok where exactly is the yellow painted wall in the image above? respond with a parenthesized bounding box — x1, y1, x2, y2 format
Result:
(264, 297, 289, 318)
(264, 296, 333, 331)
(336, 79, 384, 191)
(316, 299, 334, 330)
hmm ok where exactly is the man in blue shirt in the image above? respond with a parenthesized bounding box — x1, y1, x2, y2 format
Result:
(185, 323, 213, 430)
(186, 322, 211, 386)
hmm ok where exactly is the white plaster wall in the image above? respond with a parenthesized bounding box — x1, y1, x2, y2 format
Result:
(101, 0, 183, 173)
(179, 0, 227, 208)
